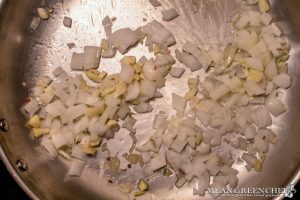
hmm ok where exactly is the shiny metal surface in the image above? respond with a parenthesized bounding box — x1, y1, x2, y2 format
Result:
(0, 0, 300, 199)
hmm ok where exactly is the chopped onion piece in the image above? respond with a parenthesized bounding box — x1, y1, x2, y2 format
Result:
(83, 46, 101, 70)
(176, 50, 202, 72)
(30, 17, 41, 30)
(209, 84, 230, 101)
(133, 102, 153, 114)
(70, 53, 84, 70)
(161, 8, 179, 21)
(196, 143, 211, 155)
(175, 176, 187, 188)
(63, 16, 72, 28)
(22, 98, 40, 117)
(169, 67, 185, 78)
(37, 76, 52, 87)
(122, 115, 136, 133)
(142, 60, 161, 81)
(270, 23, 282, 37)
(109, 28, 139, 54)
(248, 39, 272, 66)
(152, 112, 167, 129)
(61, 104, 87, 124)
(244, 124, 256, 139)
(117, 102, 130, 120)
(140, 79, 157, 98)
(31, 87, 42, 97)
(209, 48, 223, 66)
(102, 16, 113, 27)
(68, 159, 86, 177)
(236, 30, 257, 51)
(101, 48, 116, 58)
(272, 73, 291, 89)
(102, 16, 113, 37)
(244, 80, 265, 96)
(224, 93, 240, 108)
(149, 150, 166, 171)
(265, 97, 286, 116)
(142, 20, 176, 47)
(251, 106, 272, 128)
(227, 174, 238, 188)
(155, 54, 175, 67)
(253, 129, 270, 153)
(258, 0, 270, 13)
(260, 12, 272, 25)
(172, 93, 187, 113)
(183, 42, 213, 71)
(206, 156, 220, 176)
(40, 136, 58, 158)
(125, 81, 140, 101)
(105, 95, 121, 107)
(242, 57, 264, 71)
(241, 153, 262, 171)
(248, 10, 261, 27)
(37, 8, 49, 20)
(213, 175, 228, 186)
(170, 137, 187, 153)
(120, 63, 134, 83)
(265, 59, 278, 80)
(54, 87, 69, 104)
(137, 140, 157, 152)
(39, 88, 54, 105)
(197, 170, 210, 196)
(235, 13, 250, 30)
(51, 133, 69, 149)
(99, 106, 118, 124)
(149, 0, 161, 7)
(45, 100, 66, 117)
(88, 118, 107, 136)
(53, 67, 67, 79)
(265, 81, 274, 95)
(71, 145, 87, 161)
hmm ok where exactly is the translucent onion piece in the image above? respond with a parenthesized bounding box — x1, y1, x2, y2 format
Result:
(273, 73, 291, 89)
(265, 97, 286, 116)
(172, 93, 187, 113)
(161, 8, 179, 21)
(251, 106, 272, 128)
(68, 159, 86, 177)
(109, 28, 140, 54)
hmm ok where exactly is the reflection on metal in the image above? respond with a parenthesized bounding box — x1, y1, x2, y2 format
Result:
(0, 119, 9, 132)
(16, 159, 28, 172)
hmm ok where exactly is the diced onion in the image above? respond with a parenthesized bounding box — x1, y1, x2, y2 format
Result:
(244, 80, 265, 96)
(22, 98, 40, 117)
(133, 102, 153, 114)
(45, 100, 66, 117)
(149, 0, 161, 7)
(83, 46, 101, 70)
(272, 73, 291, 89)
(251, 106, 272, 128)
(51, 133, 69, 149)
(109, 28, 140, 54)
(120, 63, 134, 83)
(172, 93, 187, 113)
(265, 97, 286, 116)
(140, 79, 157, 98)
(68, 159, 86, 177)
(161, 8, 179, 21)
